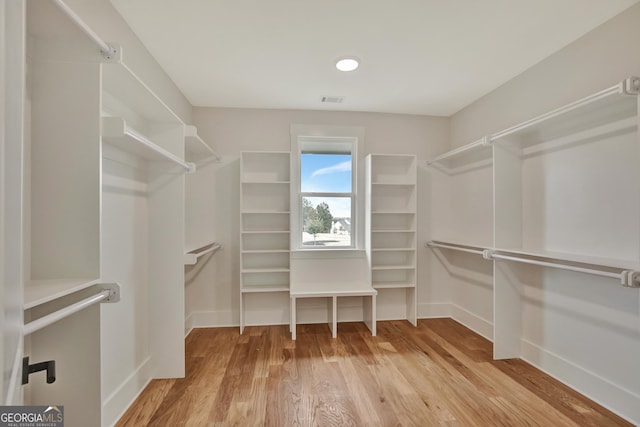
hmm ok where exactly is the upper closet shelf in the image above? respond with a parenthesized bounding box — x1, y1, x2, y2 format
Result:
(102, 117, 195, 172)
(490, 76, 640, 148)
(185, 125, 220, 163)
(102, 59, 182, 125)
(427, 137, 492, 168)
(24, 278, 101, 310)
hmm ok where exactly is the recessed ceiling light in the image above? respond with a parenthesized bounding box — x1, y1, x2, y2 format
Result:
(335, 57, 359, 72)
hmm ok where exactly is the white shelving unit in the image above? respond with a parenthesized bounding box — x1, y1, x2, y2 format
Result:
(366, 154, 417, 324)
(427, 77, 640, 423)
(239, 151, 291, 332)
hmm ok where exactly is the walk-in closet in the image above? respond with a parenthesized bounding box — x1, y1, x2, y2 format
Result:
(2, 0, 639, 425)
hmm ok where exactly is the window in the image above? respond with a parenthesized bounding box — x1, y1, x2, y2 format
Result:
(291, 125, 364, 251)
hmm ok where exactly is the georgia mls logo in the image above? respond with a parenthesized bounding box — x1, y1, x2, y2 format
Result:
(0, 405, 64, 427)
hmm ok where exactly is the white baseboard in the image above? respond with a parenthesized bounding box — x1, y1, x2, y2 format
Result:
(187, 310, 238, 329)
(418, 302, 451, 318)
(102, 357, 152, 427)
(450, 304, 493, 341)
(520, 339, 639, 426)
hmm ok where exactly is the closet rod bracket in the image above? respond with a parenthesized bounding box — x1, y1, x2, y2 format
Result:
(621, 270, 640, 288)
(100, 283, 121, 303)
(482, 249, 494, 260)
(621, 76, 640, 96)
(480, 136, 492, 147)
(100, 44, 119, 61)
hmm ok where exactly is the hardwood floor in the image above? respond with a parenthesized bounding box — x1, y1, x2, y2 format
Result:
(116, 319, 632, 426)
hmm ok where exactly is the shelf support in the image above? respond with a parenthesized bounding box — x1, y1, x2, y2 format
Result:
(621, 76, 640, 96)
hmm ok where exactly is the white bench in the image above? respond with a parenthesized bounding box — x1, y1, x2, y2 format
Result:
(289, 281, 377, 340)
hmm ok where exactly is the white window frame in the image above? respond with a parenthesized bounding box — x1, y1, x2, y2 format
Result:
(290, 125, 365, 252)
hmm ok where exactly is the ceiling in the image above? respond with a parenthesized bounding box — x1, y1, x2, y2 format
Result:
(110, 0, 639, 116)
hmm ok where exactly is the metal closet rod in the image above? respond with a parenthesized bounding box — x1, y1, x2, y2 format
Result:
(24, 284, 120, 336)
(52, 0, 117, 59)
(426, 241, 639, 288)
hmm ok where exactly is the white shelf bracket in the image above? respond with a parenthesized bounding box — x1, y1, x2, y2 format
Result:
(482, 249, 494, 260)
(100, 283, 121, 303)
(101, 44, 119, 61)
(480, 136, 492, 147)
(186, 162, 197, 173)
(621, 76, 640, 96)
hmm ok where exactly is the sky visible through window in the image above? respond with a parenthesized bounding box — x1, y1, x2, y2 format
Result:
(301, 153, 351, 218)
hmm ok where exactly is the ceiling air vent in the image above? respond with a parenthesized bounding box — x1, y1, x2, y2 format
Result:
(321, 96, 345, 103)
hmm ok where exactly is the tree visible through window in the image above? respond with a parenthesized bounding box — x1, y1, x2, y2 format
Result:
(300, 152, 354, 247)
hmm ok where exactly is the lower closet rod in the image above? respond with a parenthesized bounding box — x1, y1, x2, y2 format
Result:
(490, 253, 621, 280)
(24, 290, 110, 336)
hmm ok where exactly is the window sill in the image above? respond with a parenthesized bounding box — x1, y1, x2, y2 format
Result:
(291, 249, 366, 260)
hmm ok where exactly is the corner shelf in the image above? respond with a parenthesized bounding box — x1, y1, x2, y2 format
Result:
(185, 125, 220, 163)
(427, 137, 493, 171)
(102, 117, 194, 172)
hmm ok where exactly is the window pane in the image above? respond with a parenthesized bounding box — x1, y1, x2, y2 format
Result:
(301, 153, 352, 193)
(302, 197, 352, 247)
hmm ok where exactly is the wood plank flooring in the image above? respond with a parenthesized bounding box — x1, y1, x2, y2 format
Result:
(116, 319, 632, 426)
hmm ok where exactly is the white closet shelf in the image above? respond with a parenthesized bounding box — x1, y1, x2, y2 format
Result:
(372, 265, 415, 271)
(184, 242, 222, 265)
(490, 76, 639, 145)
(102, 117, 195, 172)
(427, 137, 492, 166)
(185, 125, 220, 163)
(241, 249, 289, 254)
(241, 286, 289, 293)
(241, 268, 290, 273)
(102, 60, 182, 124)
(24, 278, 101, 309)
(373, 282, 416, 289)
(290, 281, 377, 298)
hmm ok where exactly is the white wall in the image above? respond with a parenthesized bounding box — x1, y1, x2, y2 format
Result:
(445, 4, 640, 423)
(190, 107, 449, 326)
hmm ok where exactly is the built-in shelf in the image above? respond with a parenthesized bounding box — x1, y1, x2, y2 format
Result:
(491, 77, 640, 146)
(102, 117, 194, 172)
(241, 267, 290, 274)
(25, 278, 101, 310)
(241, 286, 290, 293)
(102, 60, 181, 124)
(185, 125, 220, 163)
(372, 265, 415, 271)
(372, 282, 416, 289)
(184, 242, 222, 265)
(239, 151, 291, 332)
(427, 137, 492, 168)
